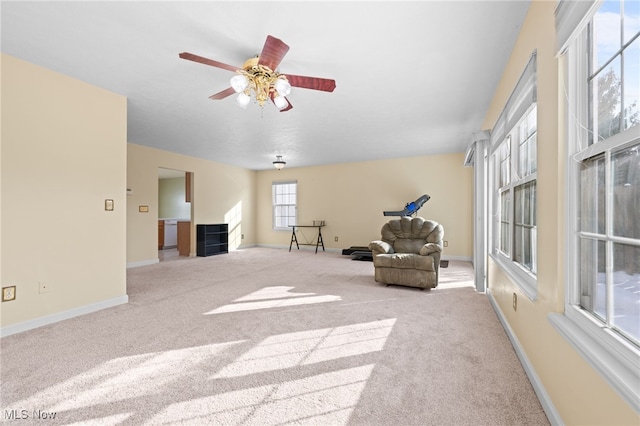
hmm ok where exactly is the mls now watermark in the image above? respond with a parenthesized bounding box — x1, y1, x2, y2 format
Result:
(4, 409, 57, 420)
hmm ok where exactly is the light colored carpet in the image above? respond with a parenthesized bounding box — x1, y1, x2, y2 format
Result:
(0, 247, 549, 425)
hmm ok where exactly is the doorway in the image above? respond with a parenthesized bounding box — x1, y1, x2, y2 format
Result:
(158, 167, 193, 262)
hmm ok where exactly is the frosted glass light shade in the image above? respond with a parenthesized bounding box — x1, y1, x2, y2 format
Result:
(230, 74, 249, 93)
(236, 92, 251, 108)
(273, 155, 286, 169)
(273, 96, 288, 110)
(275, 78, 292, 96)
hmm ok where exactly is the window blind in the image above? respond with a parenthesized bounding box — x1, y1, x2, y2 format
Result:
(489, 51, 537, 152)
(555, 0, 599, 55)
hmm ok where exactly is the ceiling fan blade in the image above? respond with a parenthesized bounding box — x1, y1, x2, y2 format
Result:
(179, 52, 238, 72)
(286, 74, 336, 92)
(209, 87, 236, 100)
(258, 35, 290, 71)
(279, 99, 293, 112)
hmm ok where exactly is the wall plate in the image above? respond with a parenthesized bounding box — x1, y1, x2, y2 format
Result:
(2, 286, 16, 302)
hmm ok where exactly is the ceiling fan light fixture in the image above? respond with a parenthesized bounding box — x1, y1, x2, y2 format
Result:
(273, 95, 288, 110)
(275, 78, 291, 96)
(230, 74, 249, 92)
(273, 155, 286, 170)
(236, 92, 251, 108)
(179, 35, 336, 112)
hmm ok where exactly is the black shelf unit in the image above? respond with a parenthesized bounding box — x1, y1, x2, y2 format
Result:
(196, 224, 229, 257)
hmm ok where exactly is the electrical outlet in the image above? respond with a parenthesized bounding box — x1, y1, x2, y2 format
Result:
(513, 292, 518, 311)
(241, 234, 245, 240)
(39, 282, 49, 294)
(2, 286, 16, 302)
(443, 241, 449, 247)
(334, 236, 339, 242)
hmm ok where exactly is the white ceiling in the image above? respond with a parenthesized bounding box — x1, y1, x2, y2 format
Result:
(1, 1, 530, 171)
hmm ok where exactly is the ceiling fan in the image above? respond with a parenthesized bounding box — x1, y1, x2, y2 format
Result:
(179, 35, 336, 112)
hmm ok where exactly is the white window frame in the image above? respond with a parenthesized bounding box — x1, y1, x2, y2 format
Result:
(550, 0, 640, 412)
(272, 180, 297, 231)
(488, 52, 539, 300)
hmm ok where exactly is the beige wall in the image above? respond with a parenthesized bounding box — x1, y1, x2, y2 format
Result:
(1, 54, 127, 328)
(127, 144, 257, 265)
(482, 2, 637, 424)
(256, 153, 473, 259)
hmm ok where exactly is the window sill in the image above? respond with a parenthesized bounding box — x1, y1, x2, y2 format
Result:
(548, 310, 640, 412)
(490, 252, 538, 300)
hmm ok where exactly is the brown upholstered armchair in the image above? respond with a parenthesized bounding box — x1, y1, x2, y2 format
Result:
(368, 216, 444, 289)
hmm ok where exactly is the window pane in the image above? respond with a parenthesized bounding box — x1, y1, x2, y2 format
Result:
(274, 208, 284, 228)
(531, 179, 537, 226)
(579, 238, 596, 310)
(592, 0, 621, 71)
(527, 105, 537, 137)
(501, 191, 510, 222)
(499, 138, 511, 187)
(612, 143, 640, 238)
(515, 225, 523, 264)
(500, 159, 509, 187)
(524, 227, 532, 271)
(501, 223, 510, 254)
(580, 156, 606, 234)
(623, 38, 640, 131)
(592, 57, 623, 141)
(288, 205, 296, 223)
(514, 181, 536, 273)
(519, 138, 529, 177)
(515, 186, 523, 224)
(612, 243, 640, 342)
(580, 239, 607, 320)
(595, 240, 608, 321)
(500, 190, 510, 255)
(531, 226, 537, 274)
(518, 108, 537, 179)
(530, 134, 537, 174)
(524, 183, 531, 224)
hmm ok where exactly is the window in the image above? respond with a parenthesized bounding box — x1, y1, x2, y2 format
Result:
(579, 146, 640, 345)
(272, 181, 296, 230)
(492, 107, 538, 282)
(488, 52, 538, 299)
(578, 0, 640, 350)
(553, 0, 640, 411)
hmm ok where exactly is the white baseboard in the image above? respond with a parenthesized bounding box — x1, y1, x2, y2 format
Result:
(126, 258, 159, 268)
(256, 243, 345, 253)
(234, 244, 257, 250)
(441, 255, 473, 262)
(255, 244, 468, 257)
(0, 295, 129, 338)
(487, 290, 563, 426)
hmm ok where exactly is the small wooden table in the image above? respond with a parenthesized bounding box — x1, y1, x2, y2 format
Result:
(289, 224, 325, 253)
